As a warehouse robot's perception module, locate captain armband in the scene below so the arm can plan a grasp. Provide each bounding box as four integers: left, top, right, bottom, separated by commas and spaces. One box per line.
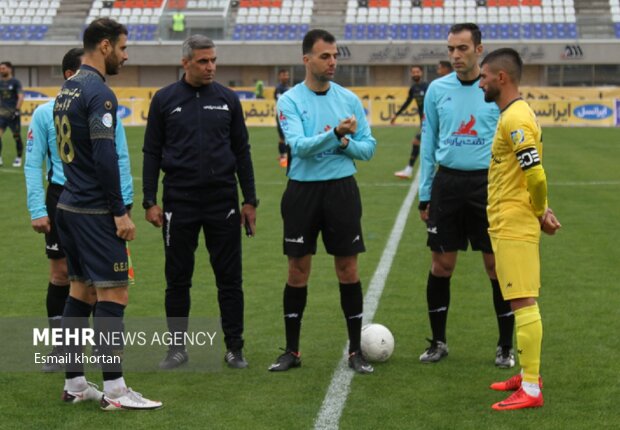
515, 147, 541, 171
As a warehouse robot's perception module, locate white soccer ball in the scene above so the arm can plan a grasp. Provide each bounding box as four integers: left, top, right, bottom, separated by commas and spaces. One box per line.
360, 323, 394, 362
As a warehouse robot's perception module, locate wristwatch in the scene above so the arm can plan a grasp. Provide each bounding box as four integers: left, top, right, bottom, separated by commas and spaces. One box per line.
142, 199, 156, 210
242, 198, 259, 208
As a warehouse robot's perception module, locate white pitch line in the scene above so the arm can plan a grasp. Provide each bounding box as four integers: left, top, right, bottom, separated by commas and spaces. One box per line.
313, 170, 421, 430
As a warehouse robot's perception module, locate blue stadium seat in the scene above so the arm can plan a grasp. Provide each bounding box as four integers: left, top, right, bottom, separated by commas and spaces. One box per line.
567, 23, 577, 38
432, 24, 445, 39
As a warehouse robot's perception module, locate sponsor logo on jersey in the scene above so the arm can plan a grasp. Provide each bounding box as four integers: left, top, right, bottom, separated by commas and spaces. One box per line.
279, 110, 288, 131
203, 104, 229, 111
453, 115, 478, 136
101, 113, 113, 128
446, 114, 486, 146
510, 129, 525, 145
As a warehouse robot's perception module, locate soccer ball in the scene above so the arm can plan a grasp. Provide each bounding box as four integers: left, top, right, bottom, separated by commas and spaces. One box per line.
360, 323, 394, 362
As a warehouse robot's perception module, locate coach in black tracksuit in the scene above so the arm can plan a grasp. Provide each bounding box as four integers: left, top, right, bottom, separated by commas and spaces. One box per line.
142, 35, 257, 370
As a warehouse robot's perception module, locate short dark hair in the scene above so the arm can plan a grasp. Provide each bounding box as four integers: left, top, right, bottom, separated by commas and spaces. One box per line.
302, 29, 336, 55
481, 48, 523, 83
83, 18, 128, 52
411, 65, 423, 71
278, 68, 288, 75
449, 23, 482, 46
0, 61, 13, 70
62, 48, 84, 76
438, 60, 453, 71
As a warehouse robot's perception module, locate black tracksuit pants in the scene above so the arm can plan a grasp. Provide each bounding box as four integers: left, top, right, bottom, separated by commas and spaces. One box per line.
163, 186, 244, 351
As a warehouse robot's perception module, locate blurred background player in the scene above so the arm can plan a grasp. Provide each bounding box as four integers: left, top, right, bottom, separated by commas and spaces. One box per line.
269, 29, 377, 374
418, 23, 515, 368
479, 47, 561, 411
0, 61, 24, 167
54, 18, 161, 410
392, 62, 454, 179
436, 60, 453, 77
274, 68, 290, 167
391, 65, 428, 179
24, 47, 134, 372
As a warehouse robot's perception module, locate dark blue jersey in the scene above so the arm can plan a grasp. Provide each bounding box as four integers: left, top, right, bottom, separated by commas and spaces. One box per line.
54, 65, 126, 217
0, 77, 22, 118
274, 82, 289, 101
395, 80, 429, 120
142, 77, 256, 204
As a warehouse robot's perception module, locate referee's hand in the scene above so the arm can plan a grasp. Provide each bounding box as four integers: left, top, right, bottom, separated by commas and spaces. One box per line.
31, 216, 51, 234
114, 214, 136, 241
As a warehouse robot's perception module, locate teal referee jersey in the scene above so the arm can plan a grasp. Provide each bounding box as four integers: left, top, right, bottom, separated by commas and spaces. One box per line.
277, 81, 376, 181
419, 73, 500, 202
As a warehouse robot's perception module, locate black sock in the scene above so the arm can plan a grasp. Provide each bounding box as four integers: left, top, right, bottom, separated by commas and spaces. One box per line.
491, 279, 514, 348
409, 144, 420, 166
283, 284, 307, 353
278, 142, 287, 155
47, 282, 70, 318
339, 281, 363, 354
94, 301, 126, 381
62, 296, 92, 379
427, 272, 450, 343
14, 134, 23, 157
165, 287, 191, 352
47, 283, 69, 337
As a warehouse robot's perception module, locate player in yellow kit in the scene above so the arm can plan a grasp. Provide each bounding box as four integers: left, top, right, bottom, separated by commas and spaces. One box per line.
479, 48, 562, 411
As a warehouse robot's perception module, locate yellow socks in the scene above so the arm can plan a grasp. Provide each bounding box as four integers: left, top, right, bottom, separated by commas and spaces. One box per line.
515, 303, 543, 387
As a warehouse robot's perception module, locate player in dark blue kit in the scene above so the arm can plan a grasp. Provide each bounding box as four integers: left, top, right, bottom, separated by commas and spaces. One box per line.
391, 65, 428, 179
54, 18, 161, 411
274, 68, 290, 167
0, 61, 25, 167
142, 35, 257, 370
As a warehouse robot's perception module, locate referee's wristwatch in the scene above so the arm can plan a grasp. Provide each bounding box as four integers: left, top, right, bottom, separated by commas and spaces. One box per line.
142, 199, 156, 210
242, 198, 259, 208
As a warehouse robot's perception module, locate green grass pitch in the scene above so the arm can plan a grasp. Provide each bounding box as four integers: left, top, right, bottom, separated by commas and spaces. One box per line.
0, 126, 618, 429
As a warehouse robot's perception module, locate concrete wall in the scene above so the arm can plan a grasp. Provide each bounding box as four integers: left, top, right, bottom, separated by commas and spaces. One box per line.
3, 39, 618, 87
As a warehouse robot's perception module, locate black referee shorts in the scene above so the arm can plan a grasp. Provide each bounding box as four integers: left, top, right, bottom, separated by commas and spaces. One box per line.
281, 176, 365, 257
426, 166, 493, 254
45, 183, 65, 260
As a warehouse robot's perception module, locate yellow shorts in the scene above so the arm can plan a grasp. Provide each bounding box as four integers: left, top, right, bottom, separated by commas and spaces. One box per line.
491, 236, 540, 300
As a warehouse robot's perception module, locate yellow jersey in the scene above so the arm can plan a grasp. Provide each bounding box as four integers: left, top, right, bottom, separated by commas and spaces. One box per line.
487, 99, 544, 242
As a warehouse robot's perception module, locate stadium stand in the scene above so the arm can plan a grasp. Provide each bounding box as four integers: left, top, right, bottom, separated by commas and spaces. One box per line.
611, 0, 620, 37
232, 0, 313, 40
86, 0, 162, 40
4, 0, 618, 43
344, 0, 578, 40
0, 0, 57, 40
